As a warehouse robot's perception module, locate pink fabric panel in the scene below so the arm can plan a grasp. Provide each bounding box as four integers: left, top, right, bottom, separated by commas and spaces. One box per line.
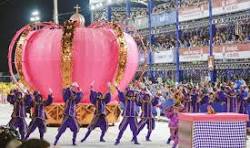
22, 29, 63, 102
72, 28, 119, 103
179, 113, 249, 122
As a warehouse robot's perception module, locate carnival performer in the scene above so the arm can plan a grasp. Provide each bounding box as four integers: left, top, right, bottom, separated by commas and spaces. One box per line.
54, 82, 83, 146
183, 86, 191, 112
7, 89, 32, 140
226, 86, 238, 112
114, 85, 140, 145
199, 88, 209, 112
239, 85, 249, 114
164, 99, 184, 148
136, 91, 159, 141
24, 89, 53, 140
216, 86, 227, 111
81, 82, 111, 142
190, 88, 199, 112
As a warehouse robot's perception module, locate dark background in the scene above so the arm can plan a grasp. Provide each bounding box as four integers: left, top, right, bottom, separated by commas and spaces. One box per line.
0, 0, 91, 73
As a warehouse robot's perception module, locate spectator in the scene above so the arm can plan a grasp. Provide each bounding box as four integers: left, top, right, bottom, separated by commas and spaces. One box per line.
18, 139, 50, 148
0, 126, 21, 148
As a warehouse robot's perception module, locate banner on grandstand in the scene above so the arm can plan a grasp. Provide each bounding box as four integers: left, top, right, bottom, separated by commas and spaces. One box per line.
139, 43, 250, 63
129, 0, 250, 29
151, 11, 176, 28
179, 0, 250, 22
179, 42, 250, 62
151, 50, 175, 64
129, 11, 176, 29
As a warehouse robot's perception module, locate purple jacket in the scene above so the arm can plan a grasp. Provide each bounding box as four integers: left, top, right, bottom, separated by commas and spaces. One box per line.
165, 107, 178, 128
90, 90, 111, 115
117, 89, 138, 117
137, 94, 159, 118
8, 93, 32, 118
63, 88, 83, 117
30, 94, 53, 120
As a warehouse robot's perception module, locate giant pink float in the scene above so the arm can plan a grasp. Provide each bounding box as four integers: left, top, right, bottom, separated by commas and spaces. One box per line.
8, 11, 138, 125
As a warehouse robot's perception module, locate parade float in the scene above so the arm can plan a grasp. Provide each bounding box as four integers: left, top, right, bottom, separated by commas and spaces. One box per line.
8, 8, 139, 126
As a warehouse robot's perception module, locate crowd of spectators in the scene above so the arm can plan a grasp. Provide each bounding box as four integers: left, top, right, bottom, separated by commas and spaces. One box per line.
93, 0, 208, 22
137, 23, 250, 52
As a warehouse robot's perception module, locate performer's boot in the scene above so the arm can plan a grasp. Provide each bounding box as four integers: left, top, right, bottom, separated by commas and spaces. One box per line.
100, 130, 106, 142
40, 132, 44, 140
146, 130, 152, 141
167, 137, 171, 144
54, 138, 59, 146
133, 137, 140, 145
114, 129, 124, 145
72, 132, 77, 145
114, 140, 120, 145
81, 130, 91, 142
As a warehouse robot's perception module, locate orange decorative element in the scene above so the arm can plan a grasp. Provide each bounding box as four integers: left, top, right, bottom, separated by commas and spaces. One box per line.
207, 105, 216, 114
15, 30, 33, 91
45, 103, 121, 126
61, 20, 76, 87
109, 22, 128, 92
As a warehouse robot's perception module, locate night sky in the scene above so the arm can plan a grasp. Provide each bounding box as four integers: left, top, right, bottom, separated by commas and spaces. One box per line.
0, 0, 91, 73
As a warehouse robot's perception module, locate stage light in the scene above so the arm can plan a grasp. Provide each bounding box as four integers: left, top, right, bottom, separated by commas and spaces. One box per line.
31, 10, 39, 16
30, 10, 40, 22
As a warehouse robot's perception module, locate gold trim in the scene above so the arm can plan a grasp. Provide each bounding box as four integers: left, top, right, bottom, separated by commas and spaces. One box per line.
109, 23, 128, 92
15, 30, 33, 91
61, 20, 76, 87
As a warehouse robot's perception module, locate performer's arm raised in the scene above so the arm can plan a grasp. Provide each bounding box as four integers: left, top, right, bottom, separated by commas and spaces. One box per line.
89, 81, 97, 104
24, 92, 33, 107
44, 88, 53, 106
104, 82, 112, 104
75, 91, 83, 104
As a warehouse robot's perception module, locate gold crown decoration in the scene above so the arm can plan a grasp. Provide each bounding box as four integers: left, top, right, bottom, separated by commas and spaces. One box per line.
61, 20, 77, 87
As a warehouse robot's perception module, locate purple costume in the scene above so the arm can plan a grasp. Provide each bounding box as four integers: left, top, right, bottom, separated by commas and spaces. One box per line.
54, 88, 83, 145
25, 92, 53, 140
7, 90, 32, 140
115, 88, 140, 145
190, 89, 199, 112
136, 93, 159, 141
239, 88, 248, 114
217, 89, 227, 108
227, 88, 238, 112
183, 90, 191, 112
165, 107, 178, 148
81, 90, 111, 142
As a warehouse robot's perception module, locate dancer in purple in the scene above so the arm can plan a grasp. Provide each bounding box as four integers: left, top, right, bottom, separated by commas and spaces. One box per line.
136, 92, 159, 141
114, 86, 140, 145
54, 82, 83, 146
190, 88, 199, 112
164, 99, 185, 148
239, 85, 249, 113
7, 89, 32, 140
81, 82, 111, 142
227, 86, 238, 112
25, 89, 53, 140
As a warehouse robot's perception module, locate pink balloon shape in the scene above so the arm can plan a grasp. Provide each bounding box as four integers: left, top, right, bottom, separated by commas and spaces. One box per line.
21, 27, 138, 103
